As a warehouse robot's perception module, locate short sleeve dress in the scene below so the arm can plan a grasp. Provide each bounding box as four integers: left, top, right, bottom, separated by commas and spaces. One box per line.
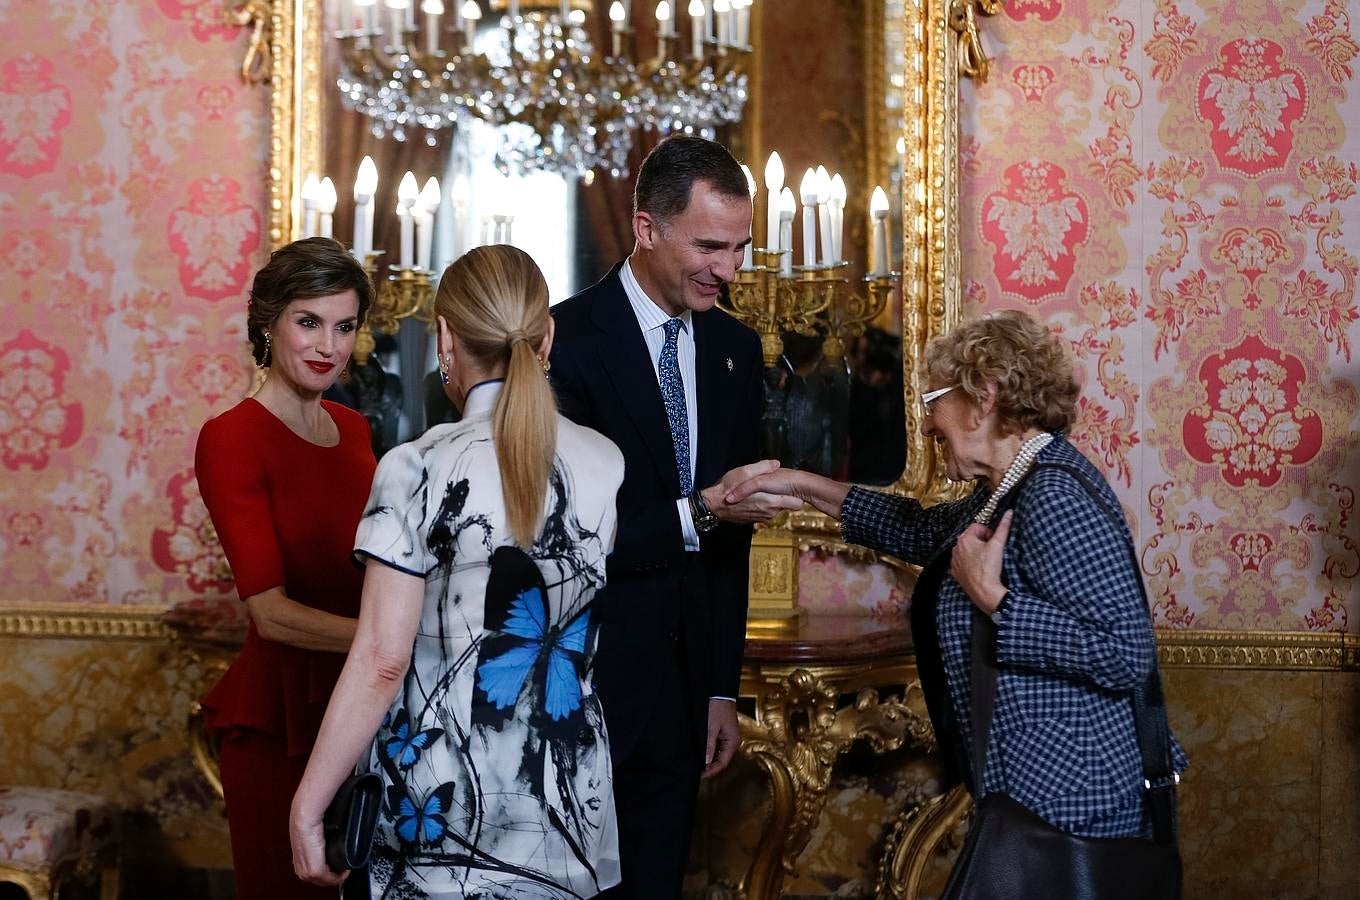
354, 380, 625, 899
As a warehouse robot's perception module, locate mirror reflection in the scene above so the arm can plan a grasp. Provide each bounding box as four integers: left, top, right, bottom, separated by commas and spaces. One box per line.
304, 0, 908, 485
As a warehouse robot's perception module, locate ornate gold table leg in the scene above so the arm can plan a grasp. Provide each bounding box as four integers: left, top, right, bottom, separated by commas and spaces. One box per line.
876, 784, 973, 900
738, 668, 934, 900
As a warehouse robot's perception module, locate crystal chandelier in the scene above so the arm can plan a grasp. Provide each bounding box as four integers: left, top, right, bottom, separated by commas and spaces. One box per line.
334, 0, 754, 176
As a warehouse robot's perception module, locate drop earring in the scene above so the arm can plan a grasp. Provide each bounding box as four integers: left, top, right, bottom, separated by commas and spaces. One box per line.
260, 332, 271, 368
439, 353, 450, 385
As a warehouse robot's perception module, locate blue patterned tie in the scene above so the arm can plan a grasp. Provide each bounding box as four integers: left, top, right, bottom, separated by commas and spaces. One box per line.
658, 318, 692, 497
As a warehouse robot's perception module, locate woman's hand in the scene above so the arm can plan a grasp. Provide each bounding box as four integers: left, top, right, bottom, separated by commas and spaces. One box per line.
951, 510, 1012, 615
290, 803, 346, 887
723, 467, 852, 520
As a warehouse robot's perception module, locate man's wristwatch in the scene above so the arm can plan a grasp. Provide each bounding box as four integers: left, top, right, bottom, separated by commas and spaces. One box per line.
688, 491, 720, 533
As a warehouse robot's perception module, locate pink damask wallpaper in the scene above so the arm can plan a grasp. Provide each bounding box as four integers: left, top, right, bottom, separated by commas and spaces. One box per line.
961, 0, 1360, 633
2, 0, 265, 607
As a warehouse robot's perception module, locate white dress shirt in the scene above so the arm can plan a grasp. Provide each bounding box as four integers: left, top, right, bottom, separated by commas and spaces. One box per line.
620, 259, 701, 552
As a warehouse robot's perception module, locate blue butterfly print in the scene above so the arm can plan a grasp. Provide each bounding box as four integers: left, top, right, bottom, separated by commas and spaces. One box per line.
382, 709, 445, 770
386, 782, 456, 847
476, 585, 589, 721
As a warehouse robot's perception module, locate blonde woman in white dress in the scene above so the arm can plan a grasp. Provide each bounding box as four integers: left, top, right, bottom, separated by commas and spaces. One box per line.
290, 245, 624, 898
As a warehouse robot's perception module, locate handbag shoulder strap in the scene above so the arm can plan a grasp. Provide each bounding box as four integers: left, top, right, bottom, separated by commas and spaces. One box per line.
968, 461, 1179, 843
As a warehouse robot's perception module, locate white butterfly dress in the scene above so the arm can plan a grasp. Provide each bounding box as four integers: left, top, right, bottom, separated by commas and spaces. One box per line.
353, 380, 624, 899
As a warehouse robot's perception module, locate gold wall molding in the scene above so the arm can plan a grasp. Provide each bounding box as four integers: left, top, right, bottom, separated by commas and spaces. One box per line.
0, 604, 169, 640
1155, 628, 1360, 671
3, 603, 1355, 670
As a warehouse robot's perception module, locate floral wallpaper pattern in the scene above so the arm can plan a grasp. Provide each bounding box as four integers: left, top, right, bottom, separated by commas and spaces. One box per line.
2, 0, 264, 609
960, 0, 1360, 632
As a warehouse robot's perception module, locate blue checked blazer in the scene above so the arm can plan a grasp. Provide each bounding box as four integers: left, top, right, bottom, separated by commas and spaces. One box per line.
841, 436, 1187, 838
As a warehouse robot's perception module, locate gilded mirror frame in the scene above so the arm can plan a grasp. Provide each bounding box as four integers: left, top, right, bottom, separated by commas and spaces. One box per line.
253, 0, 992, 558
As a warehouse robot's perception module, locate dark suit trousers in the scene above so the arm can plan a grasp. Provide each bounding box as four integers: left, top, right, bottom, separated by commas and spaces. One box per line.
595, 560, 706, 899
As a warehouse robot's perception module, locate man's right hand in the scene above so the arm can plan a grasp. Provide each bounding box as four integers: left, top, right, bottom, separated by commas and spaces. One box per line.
700, 459, 804, 524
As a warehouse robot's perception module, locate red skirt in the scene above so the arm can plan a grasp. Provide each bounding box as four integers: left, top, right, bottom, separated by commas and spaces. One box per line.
219, 729, 341, 900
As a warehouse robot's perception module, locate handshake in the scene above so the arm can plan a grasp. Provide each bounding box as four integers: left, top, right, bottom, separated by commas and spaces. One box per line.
698, 459, 814, 525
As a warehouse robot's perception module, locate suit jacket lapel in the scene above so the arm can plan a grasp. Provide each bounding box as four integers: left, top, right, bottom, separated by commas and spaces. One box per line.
591, 268, 684, 496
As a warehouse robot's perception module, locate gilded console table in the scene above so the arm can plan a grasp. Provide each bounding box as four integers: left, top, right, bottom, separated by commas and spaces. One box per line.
161, 599, 247, 800
738, 615, 934, 900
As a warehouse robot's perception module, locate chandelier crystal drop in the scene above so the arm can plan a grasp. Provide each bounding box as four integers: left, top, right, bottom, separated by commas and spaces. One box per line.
333, 0, 753, 176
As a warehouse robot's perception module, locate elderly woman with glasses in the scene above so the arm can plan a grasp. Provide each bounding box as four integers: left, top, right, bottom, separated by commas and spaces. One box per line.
727, 309, 1185, 850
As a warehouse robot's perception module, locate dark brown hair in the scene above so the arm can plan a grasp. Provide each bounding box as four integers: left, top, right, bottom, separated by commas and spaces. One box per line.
246, 237, 374, 365
633, 135, 749, 226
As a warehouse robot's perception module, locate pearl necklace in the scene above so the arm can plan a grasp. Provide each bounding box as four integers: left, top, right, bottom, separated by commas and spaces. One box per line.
973, 432, 1054, 525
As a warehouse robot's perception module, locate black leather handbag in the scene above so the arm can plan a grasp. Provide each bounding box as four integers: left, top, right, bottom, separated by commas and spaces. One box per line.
941, 463, 1183, 900
323, 772, 382, 873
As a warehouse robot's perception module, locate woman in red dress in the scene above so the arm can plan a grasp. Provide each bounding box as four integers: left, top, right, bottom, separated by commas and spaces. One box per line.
195, 237, 377, 900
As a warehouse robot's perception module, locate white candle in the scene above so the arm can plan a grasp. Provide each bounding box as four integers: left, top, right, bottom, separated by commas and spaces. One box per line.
503, 216, 514, 244
739, 162, 756, 268
870, 185, 890, 276
422, 0, 442, 53
688, 0, 704, 59
509, 0, 519, 19
317, 177, 337, 239
385, 0, 407, 49
609, 1, 625, 56
815, 165, 834, 266
828, 172, 846, 263
460, 0, 480, 51
764, 151, 784, 251
704, 0, 714, 41
799, 168, 818, 268
301, 173, 320, 239
561, 0, 570, 20
481, 215, 493, 246
656, 0, 672, 37
353, 156, 378, 259
450, 173, 470, 255
778, 187, 795, 276
354, 0, 376, 34
416, 176, 440, 269
735, 0, 749, 46
713, 0, 728, 46
397, 171, 419, 268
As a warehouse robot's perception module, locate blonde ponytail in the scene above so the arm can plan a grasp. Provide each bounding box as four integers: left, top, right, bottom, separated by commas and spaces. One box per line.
433, 246, 557, 548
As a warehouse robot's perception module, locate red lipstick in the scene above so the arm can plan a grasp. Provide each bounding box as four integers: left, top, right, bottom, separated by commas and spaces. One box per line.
306, 361, 336, 374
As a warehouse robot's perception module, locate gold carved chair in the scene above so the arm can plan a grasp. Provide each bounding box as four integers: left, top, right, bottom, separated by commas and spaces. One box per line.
0, 785, 120, 900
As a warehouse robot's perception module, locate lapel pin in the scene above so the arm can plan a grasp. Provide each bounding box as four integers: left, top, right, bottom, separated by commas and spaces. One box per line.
725, 357, 733, 371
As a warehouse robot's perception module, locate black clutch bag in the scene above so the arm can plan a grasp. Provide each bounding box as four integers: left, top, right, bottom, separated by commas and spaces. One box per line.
323, 772, 382, 873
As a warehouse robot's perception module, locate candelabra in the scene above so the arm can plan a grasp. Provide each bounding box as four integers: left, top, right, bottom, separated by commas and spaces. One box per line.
332, 0, 753, 176
354, 255, 438, 365
725, 251, 898, 369
723, 250, 899, 629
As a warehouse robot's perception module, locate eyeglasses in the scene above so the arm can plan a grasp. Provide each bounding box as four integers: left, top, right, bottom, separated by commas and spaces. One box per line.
921, 385, 957, 416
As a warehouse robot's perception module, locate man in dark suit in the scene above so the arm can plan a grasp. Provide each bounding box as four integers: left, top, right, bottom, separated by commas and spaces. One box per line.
550, 136, 799, 897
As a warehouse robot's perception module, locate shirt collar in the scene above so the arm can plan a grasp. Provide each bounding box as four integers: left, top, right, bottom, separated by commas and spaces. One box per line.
462, 379, 503, 419
621, 259, 691, 334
